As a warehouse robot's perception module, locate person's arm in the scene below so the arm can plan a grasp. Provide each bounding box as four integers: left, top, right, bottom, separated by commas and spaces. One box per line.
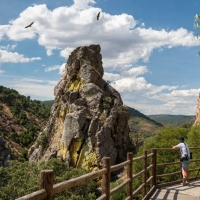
172, 145, 179, 150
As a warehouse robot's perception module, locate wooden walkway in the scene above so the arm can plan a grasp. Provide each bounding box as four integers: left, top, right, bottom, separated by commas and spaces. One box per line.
150, 180, 200, 200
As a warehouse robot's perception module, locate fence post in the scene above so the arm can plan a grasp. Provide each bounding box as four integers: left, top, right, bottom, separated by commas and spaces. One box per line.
151, 149, 157, 188
40, 170, 54, 200
127, 152, 133, 199
142, 150, 147, 198
102, 157, 111, 200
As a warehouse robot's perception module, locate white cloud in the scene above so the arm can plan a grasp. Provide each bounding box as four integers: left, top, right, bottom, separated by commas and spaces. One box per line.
72, 0, 96, 9
124, 98, 197, 115
0, 44, 17, 51
45, 64, 65, 75
60, 47, 75, 59
0, 76, 57, 100
123, 88, 200, 115
0, 69, 4, 74
13, 82, 55, 99
111, 77, 176, 94
0, 25, 10, 40
47, 49, 53, 56
45, 65, 60, 72
0, 2, 198, 70
122, 66, 148, 77
0, 49, 41, 63
150, 89, 200, 102
59, 63, 65, 75
107, 66, 176, 94
103, 72, 120, 81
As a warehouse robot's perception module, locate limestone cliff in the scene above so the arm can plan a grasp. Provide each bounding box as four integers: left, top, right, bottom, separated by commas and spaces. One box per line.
28, 44, 130, 171
194, 93, 200, 125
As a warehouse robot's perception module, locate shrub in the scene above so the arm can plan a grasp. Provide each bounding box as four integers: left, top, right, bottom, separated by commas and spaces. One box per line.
0, 159, 98, 200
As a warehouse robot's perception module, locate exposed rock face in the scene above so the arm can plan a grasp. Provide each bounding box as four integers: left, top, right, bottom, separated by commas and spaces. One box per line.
0, 136, 12, 167
194, 93, 200, 125
29, 44, 130, 171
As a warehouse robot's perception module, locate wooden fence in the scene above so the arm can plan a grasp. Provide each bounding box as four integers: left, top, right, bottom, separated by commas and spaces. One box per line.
16, 147, 200, 200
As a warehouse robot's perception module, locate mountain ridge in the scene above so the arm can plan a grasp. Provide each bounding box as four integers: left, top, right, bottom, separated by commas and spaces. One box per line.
147, 114, 195, 126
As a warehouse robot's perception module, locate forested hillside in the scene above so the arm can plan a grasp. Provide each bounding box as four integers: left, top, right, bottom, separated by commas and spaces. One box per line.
147, 114, 195, 127
128, 107, 164, 146
0, 85, 50, 160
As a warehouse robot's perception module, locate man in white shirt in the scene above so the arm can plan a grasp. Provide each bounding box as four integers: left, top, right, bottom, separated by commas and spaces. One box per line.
172, 136, 190, 186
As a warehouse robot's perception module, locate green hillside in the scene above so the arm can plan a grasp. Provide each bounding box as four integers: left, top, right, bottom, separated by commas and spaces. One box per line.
42, 100, 54, 110
0, 85, 50, 160
147, 114, 195, 127
128, 107, 164, 145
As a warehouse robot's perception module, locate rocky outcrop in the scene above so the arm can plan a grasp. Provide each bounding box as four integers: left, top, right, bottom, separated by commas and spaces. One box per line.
29, 44, 130, 171
194, 93, 200, 125
0, 136, 11, 167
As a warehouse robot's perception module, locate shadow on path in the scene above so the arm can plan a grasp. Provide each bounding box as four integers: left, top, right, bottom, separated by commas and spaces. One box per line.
150, 180, 200, 200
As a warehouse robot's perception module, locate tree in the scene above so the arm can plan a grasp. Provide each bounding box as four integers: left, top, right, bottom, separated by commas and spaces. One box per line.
0, 159, 97, 200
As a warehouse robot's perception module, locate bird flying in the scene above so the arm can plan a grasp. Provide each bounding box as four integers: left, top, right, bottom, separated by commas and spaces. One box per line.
97, 12, 100, 20
25, 22, 34, 28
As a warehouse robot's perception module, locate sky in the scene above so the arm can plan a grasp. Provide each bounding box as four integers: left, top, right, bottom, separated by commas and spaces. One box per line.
0, 0, 200, 115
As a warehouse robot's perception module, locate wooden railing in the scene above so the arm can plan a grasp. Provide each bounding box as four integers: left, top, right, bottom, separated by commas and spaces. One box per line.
16, 147, 200, 200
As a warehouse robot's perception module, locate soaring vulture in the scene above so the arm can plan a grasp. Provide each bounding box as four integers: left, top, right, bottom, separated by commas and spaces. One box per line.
97, 12, 100, 20
25, 22, 34, 28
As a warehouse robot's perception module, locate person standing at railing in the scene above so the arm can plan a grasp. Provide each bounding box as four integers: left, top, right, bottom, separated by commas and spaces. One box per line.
172, 136, 190, 186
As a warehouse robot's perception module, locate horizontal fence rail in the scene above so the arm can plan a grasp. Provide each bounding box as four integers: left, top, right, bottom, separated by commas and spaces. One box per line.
16, 147, 200, 200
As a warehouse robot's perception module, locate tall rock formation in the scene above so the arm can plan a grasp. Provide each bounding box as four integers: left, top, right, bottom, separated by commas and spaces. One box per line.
194, 92, 200, 125
29, 44, 130, 171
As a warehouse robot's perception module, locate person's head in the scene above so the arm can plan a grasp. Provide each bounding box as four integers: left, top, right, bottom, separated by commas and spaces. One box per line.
178, 136, 184, 143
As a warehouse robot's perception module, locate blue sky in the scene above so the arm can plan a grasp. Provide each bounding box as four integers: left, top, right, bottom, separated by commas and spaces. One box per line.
0, 0, 200, 115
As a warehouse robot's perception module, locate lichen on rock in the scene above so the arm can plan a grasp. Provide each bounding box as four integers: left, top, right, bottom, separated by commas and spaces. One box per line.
29, 44, 130, 170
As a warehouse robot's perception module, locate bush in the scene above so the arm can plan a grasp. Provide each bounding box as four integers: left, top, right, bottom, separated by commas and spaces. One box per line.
110, 180, 127, 200
132, 125, 190, 197
0, 159, 98, 200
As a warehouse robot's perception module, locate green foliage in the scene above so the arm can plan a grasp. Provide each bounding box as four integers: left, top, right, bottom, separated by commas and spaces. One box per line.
188, 124, 200, 147
102, 97, 113, 109
128, 107, 164, 146
130, 107, 163, 127
37, 131, 48, 147
0, 161, 39, 200
187, 124, 200, 177
0, 159, 97, 200
147, 114, 195, 127
42, 100, 54, 109
110, 180, 127, 200
132, 126, 191, 198
0, 85, 50, 149
0, 85, 50, 120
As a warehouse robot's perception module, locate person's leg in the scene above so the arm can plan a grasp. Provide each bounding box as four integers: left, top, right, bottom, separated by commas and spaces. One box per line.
182, 168, 189, 181
181, 162, 186, 186
182, 160, 190, 185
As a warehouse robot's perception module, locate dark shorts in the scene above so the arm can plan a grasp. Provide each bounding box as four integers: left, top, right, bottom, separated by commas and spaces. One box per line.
181, 159, 190, 169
